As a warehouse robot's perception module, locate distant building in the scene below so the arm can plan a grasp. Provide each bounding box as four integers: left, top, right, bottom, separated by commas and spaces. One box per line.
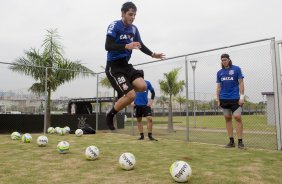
261, 92, 275, 125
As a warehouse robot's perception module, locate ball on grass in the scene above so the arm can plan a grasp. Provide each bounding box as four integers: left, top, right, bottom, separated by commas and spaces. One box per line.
47, 127, 55, 134
85, 146, 100, 160
119, 152, 136, 170
11, 132, 21, 140
64, 126, 70, 134
37, 135, 48, 146
57, 141, 70, 154
58, 128, 66, 136
169, 160, 192, 183
75, 129, 83, 137
22, 133, 32, 143
54, 127, 61, 134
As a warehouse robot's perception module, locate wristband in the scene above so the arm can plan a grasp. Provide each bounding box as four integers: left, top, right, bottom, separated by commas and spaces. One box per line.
151, 52, 155, 57
240, 95, 244, 100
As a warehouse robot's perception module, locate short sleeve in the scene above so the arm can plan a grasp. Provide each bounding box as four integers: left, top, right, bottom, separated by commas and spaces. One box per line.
237, 67, 244, 79
216, 71, 221, 83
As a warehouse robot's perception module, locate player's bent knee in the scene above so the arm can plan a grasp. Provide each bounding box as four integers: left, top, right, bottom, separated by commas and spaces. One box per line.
133, 78, 147, 92
135, 84, 146, 92
140, 84, 146, 92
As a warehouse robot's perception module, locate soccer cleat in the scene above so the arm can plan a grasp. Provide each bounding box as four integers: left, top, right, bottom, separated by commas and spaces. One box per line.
138, 137, 144, 140
148, 136, 158, 141
224, 142, 235, 148
106, 113, 115, 130
238, 142, 245, 149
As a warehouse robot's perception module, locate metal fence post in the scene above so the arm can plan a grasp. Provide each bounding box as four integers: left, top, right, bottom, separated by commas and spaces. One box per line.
272, 40, 282, 150
96, 74, 99, 131
190, 60, 197, 128
43, 67, 48, 134
185, 56, 190, 142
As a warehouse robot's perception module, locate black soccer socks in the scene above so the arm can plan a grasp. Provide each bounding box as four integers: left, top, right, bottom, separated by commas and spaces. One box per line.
138, 133, 144, 140
148, 133, 158, 141
106, 107, 117, 130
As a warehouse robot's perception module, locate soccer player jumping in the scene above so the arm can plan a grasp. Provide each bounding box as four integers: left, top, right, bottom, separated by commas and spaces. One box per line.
105, 2, 165, 130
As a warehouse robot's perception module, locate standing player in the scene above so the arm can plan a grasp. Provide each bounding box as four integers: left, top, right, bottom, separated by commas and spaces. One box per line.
133, 80, 157, 141
105, 2, 165, 130
216, 53, 245, 149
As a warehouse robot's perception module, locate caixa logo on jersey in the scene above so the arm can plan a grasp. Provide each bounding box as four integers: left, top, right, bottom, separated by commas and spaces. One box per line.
120, 34, 133, 41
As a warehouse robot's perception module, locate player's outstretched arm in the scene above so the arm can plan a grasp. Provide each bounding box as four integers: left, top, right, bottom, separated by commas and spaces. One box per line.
139, 42, 165, 59
152, 52, 166, 60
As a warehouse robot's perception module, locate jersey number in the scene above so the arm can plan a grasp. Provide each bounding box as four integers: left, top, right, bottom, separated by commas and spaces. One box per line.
117, 76, 126, 84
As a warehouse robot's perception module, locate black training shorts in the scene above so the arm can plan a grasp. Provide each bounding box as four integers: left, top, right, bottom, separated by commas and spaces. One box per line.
220, 99, 241, 113
134, 106, 153, 118
106, 58, 144, 97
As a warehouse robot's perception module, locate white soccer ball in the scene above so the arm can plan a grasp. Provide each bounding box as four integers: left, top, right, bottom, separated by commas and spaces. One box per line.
54, 127, 61, 134
57, 141, 70, 154
75, 129, 83, 137
37, 135, 48, 146
64, 126, 70, 133
56, 128, 62, 135
119, 152, 136, 170
11, 132, 21, 140
85, 146, 100, 160
169, 161, 192, 183
47, 127, 55, 134
58, 128, 66, 136
22, 133, 32, 143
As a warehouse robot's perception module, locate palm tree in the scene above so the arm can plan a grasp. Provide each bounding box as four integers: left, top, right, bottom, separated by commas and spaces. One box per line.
156, 95, 168, 116
100, 76, 112, 89
9, 29, 94, 130
99, 66, 112, 89
159, 68, 185, 132
175, 95, 186, 115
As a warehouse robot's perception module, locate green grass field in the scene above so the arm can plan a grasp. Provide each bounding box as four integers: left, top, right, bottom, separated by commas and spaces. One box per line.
123, 115, 277, 150
126, 115, 276, 132
1, 133, 282, 184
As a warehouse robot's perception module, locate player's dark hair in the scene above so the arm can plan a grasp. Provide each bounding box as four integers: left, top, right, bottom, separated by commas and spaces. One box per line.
121, 1, 137, 13
221, 53, 232, 68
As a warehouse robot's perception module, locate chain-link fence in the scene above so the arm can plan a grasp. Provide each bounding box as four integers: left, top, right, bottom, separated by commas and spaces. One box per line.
0, 63, 97, 114
1, 38, 281, 150
114, 38, 282, 150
